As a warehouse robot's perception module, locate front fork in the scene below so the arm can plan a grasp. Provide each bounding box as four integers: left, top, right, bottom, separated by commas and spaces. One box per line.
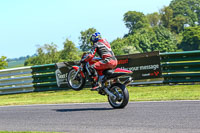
85, 62, 92, 76
72, 65, 85, 79
73, 68, 80, 80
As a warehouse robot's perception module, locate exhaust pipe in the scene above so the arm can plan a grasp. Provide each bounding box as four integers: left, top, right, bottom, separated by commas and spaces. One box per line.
123, 77, 133, 86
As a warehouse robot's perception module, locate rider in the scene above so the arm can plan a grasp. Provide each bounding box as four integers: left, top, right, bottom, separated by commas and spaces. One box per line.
82, 32, 118, 90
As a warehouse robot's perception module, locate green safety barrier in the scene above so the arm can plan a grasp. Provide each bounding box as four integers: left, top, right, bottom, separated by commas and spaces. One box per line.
29, 50, 200, 92
160, 50, 200, 84
31, 64, 61, 92
30, 62, 78, 92
160, 50, 200, 62
2, 50, 199, 95
31, 64, 56, 74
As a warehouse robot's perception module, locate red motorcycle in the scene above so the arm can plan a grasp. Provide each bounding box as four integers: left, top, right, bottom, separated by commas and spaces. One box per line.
67, 53, 133, 108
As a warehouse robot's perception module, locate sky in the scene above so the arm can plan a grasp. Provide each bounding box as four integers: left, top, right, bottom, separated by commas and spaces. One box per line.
0, 0, 172, 58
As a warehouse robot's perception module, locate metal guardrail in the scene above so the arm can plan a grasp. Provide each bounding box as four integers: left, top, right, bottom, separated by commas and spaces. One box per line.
0, 64, 61, 94
0, 67, 34, 94
0, 67, 32, 77
160, 50, 200, 83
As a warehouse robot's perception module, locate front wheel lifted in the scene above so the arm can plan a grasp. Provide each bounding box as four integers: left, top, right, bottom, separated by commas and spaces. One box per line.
108, 83, 129, 109
67, 68, 86, 91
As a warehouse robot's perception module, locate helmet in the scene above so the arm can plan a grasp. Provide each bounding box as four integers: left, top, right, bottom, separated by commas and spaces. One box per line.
90, 32, 102, 45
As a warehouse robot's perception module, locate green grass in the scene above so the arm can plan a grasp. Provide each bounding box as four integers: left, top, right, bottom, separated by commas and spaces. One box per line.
0, 85, 200, 106
129, 84, 200, 101
6, 59, 25, 68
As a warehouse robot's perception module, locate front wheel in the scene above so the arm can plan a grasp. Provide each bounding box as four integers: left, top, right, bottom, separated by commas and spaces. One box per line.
108, 83, 129, 109
67, 68, 86, 91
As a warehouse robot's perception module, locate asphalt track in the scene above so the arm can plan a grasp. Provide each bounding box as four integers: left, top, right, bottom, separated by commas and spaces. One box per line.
0, 101, 200, 133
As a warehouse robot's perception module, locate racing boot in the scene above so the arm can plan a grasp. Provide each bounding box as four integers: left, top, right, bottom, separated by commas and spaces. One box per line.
89, 66, 99, 91
91, 75, 104, 91
91, 74, 99, 91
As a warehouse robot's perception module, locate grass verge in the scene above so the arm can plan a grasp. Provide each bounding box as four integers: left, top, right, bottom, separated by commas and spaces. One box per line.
0, 85, 200, 106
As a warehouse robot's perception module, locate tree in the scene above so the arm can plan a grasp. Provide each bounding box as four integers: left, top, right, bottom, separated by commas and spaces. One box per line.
151, 26, 178, 52
122, 46, 139, 54
160, 6, 174, 29
147, 12, 160, 27
43, 43, 60, 64
169, 0, 200, 27
113, 24, 178, 54
111, 36, 140, 56
0, 56, 8, 69
24, 43, 60, 66
79, 28, 97, 52
111, 38, 127, 55
178, 26, 200, 51
129, 28, 156, 53
171, 15, 187, 33
60, 38, 81, 62
123, 11, 149, 34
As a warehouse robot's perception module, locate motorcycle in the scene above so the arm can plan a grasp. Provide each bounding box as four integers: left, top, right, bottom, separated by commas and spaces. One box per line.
67, 53, 133, 109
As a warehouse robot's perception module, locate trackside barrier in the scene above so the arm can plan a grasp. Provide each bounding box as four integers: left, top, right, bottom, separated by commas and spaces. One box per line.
160, 50, 200, 83
0, 67, 34, 94
1, 50, 200, 95
0, 64, 68, 95
31, 64, 66, 92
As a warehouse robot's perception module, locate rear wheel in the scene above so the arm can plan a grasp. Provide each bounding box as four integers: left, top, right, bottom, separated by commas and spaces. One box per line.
67, 68, 86, 91
108, 83, 129, 109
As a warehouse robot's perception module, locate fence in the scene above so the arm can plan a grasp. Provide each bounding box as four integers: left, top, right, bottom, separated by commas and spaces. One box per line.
1, 50, 200, 95
0, 63, 73, 94
161, 50, 200, 84
32, 64, 59, 92
0, 67, 34, 94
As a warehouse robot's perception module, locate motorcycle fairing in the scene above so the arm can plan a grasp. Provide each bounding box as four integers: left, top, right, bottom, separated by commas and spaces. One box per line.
114, 68, 132, 73
72, 66, 85, 78
72, 66, 79, 71
103, 68, 133, 80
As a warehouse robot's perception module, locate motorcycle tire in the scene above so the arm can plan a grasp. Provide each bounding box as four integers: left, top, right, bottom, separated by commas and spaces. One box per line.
67, 68, 86, 91
108, 83, 129, 109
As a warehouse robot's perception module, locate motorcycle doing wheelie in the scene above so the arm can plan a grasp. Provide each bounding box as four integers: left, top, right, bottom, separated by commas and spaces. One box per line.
67, 53, 133, 109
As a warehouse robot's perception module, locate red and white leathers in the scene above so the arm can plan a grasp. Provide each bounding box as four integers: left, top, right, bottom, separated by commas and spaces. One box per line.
84, 38, 118, 73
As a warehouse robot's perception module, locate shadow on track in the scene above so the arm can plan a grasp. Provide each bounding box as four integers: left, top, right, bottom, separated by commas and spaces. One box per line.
54, 107, 113, 112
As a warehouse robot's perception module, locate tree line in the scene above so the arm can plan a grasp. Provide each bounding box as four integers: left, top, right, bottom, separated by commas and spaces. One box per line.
0, 0, 200, 69
111, 0, 200, 55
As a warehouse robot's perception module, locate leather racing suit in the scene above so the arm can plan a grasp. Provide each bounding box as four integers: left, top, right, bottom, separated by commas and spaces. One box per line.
84, 38, 118, 73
